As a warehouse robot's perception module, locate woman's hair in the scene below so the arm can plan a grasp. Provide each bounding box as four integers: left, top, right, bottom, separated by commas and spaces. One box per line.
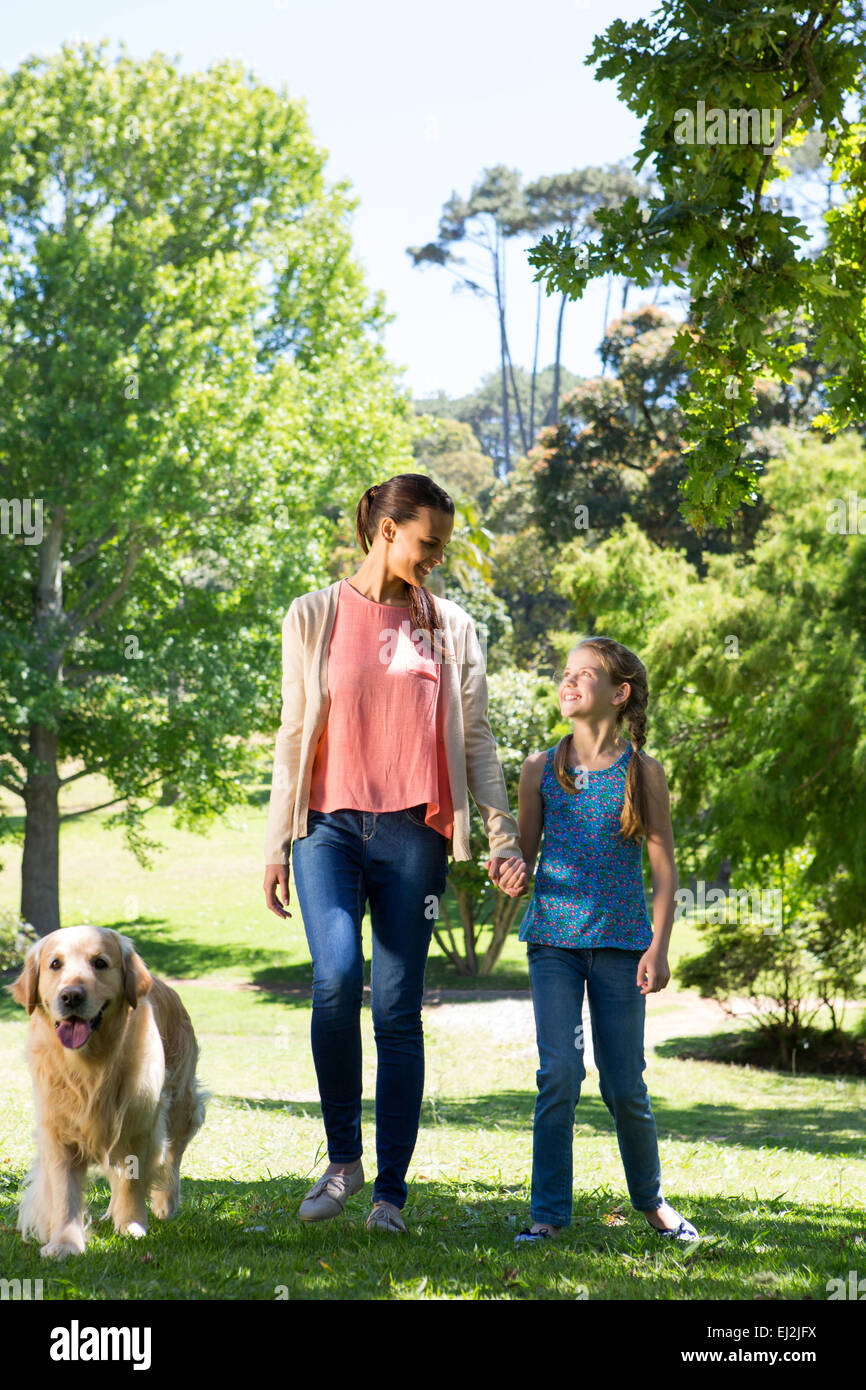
355, 473, 456, 657
552, 636, 651, 842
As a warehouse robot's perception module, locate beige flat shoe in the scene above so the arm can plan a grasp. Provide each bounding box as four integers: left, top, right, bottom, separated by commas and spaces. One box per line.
365, 1200, 408, 1234
299, 1163, 365, 1221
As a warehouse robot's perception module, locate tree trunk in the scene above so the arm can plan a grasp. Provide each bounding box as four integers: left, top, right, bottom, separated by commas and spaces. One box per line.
23, 504, 66, 936
530, 278, 542, 442
548, 290, 567, 425
494, 224, 511, 477
21, 722, 62, 936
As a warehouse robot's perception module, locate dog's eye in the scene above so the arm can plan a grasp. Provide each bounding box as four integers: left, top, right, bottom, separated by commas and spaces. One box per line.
92, 958, 109, 970
49, 958, 62, 970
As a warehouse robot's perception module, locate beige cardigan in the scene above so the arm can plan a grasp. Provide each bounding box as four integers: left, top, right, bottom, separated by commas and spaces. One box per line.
264, 580, 522, 866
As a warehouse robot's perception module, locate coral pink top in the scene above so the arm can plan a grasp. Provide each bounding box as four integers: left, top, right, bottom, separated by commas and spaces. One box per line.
308, 579, 454, 839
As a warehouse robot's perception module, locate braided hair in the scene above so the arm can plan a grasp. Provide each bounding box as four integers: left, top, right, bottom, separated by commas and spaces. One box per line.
552, 636, 651, 842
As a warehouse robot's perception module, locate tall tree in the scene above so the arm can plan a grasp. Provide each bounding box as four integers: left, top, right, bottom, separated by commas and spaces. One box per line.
528, 0, 866, 531
551, 427, 866, 920
522, 163, 649, 430
415, 363, 582, 481
407, 165, 528, 476
0, 40, 413, 934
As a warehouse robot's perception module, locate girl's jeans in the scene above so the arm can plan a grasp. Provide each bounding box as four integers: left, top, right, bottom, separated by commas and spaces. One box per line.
526, 942, 664, 1227
290, 804, 449, 1209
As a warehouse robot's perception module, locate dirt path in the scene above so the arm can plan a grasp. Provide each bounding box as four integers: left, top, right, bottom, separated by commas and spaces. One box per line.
421, 988, 747, 1067
163, 976, 753, 1064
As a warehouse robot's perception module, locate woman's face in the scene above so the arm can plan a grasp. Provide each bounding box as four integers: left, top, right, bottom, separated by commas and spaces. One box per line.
558, 647, 628, 717
384, 506, 454, 587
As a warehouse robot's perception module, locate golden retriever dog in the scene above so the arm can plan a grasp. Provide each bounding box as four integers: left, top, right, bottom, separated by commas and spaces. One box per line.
10, 924, 207, 1259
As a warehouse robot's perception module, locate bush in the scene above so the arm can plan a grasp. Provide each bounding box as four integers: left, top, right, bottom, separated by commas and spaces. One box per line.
0, 910, 39, 973
434, 663, 562, 976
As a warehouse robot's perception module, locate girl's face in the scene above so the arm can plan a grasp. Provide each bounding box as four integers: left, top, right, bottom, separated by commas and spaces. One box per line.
558, 648, 628, 718
384, 506, 454, 587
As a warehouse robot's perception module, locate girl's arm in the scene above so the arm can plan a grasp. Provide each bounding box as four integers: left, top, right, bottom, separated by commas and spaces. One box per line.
516, 753, 545, 884
639, 756, 678, 990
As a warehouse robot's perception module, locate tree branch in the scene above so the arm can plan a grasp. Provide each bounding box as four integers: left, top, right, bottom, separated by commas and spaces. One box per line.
64, 534, 146, 642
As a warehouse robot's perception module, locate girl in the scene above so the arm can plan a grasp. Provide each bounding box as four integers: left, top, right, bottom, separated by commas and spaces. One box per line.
511, 637, 698, 1244
262, 474, 526, 1235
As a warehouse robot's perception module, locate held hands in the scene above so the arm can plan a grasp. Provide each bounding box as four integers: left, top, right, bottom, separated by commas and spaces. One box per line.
486, 855, 529, 898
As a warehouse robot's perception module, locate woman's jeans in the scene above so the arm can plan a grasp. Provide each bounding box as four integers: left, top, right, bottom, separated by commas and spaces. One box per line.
526, 942, 664, 1226
290, 804, 449, 1209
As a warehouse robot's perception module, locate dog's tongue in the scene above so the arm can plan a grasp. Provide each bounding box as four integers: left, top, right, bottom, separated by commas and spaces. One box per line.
57, 1018, 94, 1049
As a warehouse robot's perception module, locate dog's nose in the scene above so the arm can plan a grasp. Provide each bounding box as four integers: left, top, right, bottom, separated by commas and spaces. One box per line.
59, 987, 86, 1010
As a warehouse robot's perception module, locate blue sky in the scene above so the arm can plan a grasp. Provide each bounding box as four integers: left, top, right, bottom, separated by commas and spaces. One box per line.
1, 0, 675, 400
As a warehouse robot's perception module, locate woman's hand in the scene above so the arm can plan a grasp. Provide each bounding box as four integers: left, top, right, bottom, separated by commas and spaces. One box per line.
486, 855, 528, 897
636, 945, 670, 994
264, 864, 293, 919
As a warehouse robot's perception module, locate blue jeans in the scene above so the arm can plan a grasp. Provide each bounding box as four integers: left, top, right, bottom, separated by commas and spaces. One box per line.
526, 942, 664, 1227
290, 804, 449, 1209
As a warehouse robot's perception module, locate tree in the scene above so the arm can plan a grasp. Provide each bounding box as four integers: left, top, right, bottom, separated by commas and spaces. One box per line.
522, 163, 650, 430
408, 165, 530, 476
528, 1, 866, 531
433, 666, 562, 975
409, 415, 496, 507
517, 305, 776, 571
414, 363, 582, 483
0, 40, 414, 934
550, 429, 866, 941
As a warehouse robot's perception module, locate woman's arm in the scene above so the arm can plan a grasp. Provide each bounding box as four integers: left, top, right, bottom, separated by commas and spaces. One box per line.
458, 616, 525, 866
263, 600, 306, 918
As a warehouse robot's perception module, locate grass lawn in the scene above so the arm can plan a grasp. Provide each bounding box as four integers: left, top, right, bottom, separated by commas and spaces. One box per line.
0, 780, 864, 1300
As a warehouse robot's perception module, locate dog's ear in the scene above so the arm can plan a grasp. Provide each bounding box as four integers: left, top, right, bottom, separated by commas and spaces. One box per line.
11, 940, 42, 1016
119, 935, 153, 1008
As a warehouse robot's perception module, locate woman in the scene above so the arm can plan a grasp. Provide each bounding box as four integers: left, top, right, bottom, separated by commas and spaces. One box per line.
262, 474, 526, 1234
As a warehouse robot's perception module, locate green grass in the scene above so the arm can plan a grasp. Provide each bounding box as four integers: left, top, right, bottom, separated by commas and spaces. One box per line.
0, 784, 864, 1299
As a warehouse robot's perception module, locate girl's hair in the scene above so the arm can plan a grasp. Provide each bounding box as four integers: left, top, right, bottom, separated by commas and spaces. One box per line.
355, 473, 456, 659
552, 636, 651, 842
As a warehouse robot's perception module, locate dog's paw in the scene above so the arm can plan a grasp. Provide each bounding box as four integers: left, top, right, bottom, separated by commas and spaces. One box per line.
124, 1221, 147, 1238
150, 1194, 178, 1221
40, 1239, 84, 1259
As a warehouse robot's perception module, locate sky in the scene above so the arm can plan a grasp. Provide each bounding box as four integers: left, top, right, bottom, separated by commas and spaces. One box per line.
0, 0, 677, 401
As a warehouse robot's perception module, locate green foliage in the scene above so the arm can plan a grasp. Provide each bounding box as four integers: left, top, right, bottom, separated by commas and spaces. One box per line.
410, 414, 496, 507
676, 848, 865, 1063
0, 910, 38, 973
0, 40, 414, 892
550, 430, 866, 929
434, 666, 562, 976
415, 364, 583, 480
528, 1, 866, 531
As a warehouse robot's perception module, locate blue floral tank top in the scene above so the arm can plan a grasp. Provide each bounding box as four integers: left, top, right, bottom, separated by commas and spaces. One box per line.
518, 742, 653, 951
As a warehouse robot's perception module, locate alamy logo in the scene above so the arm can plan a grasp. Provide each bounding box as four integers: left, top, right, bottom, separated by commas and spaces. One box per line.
49, 1320, 151, 1370
0, 497, 43, 545
0, 1277, 43, 1299
673, 101, 783, 155
675, 880, 782, 935
826, 1270, 866, 1300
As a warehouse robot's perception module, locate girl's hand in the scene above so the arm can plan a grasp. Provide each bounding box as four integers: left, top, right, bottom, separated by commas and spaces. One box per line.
636, 945, 670, 994
486, 855, 527, 897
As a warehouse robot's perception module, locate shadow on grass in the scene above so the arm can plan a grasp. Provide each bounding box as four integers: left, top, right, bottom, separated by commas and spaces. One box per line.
211, 1089, 865, 1161
657, 1030, 866, 1078
0, 916, 531, 1002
